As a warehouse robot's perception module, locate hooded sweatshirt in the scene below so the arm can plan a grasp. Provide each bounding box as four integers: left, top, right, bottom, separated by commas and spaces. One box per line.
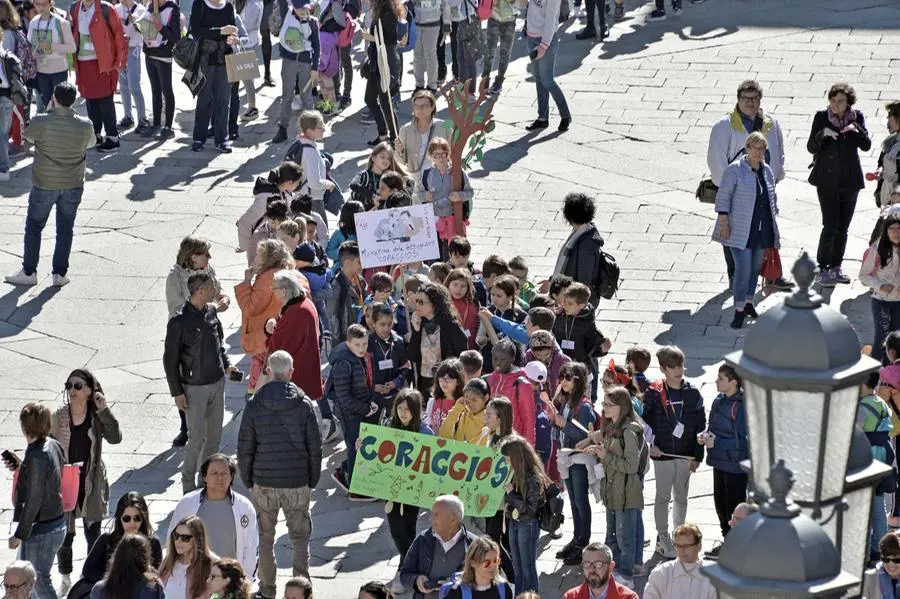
485, 369, 535, 445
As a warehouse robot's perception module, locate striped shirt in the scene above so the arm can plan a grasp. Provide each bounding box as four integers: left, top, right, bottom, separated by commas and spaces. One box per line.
23, 106, 96, 190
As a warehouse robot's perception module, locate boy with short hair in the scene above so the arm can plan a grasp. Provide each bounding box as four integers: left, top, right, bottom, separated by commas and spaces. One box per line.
626, 347, 652, 393
288, 110, 335, 223
641, 345, 707, 559
272, 0, 321, 144
448, 236, 475, 271
328, 241, 367, 344
367, 302, 412, 418
400, 274, 430, 343
459, 349, 483, 381
359, 272, 407, 336
552, 281, 610, 370
476, 254, 510, 307
548, 273, 573, 305
329, 323, 379, 500
392, 261, 431, 301
480, 305, 555, 346
509, 255, 536, 305
476, 273, 527, 372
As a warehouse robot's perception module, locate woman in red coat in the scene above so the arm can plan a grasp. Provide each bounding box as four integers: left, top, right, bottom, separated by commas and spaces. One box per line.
266, 269, 324, 402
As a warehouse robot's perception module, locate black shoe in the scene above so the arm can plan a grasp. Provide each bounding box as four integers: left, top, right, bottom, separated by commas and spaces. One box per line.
563, 546, 586, 566
191, 140, 204, 152
134, 118, 151, 134
648, 7, 666, 20
172, 430, 188, 447
331, 468, 350, 492
730, 310, 746, 330
117, 115, 134, 131
705, 543, 723, 560
555, 539, 578, 559
158, 127, 175, 140
558, 117, 572, 132
575, 28, 596, 40
228, 132, 240, 141
97, 138, 120, 153
766, 276, 795, 291
339, 96, 351, 109
672, 0, 683, 14
744, 303, 759, 318
526, 119, 549, 131
271, 126, 288, 144
264, 75, 276, 87
215, 142, 232, 153
614, 2, 624, 19
141, 125, 160, 138
600, 24, 610, 39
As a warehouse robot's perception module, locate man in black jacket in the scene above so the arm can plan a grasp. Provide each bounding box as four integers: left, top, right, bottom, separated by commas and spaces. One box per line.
237, 350, 322, 599
164, 272, 235, 494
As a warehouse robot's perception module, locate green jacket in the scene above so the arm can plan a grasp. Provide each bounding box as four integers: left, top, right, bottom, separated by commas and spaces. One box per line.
599, 421, 644, 511
24, 105, 95, 190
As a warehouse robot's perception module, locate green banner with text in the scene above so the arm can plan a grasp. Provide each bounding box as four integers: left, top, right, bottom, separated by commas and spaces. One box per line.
349, 424, 509, 517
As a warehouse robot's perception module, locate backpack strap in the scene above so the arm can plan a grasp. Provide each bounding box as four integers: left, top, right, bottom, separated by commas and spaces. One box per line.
497, 584, 505, 599
462, 584, 472, 599
421, 167, 432, 192
860, 400, 888, 425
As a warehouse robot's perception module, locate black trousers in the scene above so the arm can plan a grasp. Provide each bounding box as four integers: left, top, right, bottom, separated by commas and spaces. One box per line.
228, 82, 240, 137
485, 511, 516, 585
145, 57, 175, 128
364, 45, 400, 138
816, 187, 859, 269
331, 45, 353, 99
85, 96, 118, 138
583, 0, 606, 32
436, 18, 459, 81
261, 0, 274, 77
386, 503, 419, 565
713, 468, 748, 537
58, 519, 101, 575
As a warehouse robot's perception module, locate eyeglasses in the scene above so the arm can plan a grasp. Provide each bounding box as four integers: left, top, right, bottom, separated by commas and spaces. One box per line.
432, 152, 448, 158
64, 381, 85, 391
739, 95, 761, 102
674, 541, 699, 550
3, 582, 28, 591
172, 532, 194, 542
479, 557, 501, 568
121, 514, 143, 523
883, 557, 900, 564
581, 560, 610, 570
414, 298, 429, 306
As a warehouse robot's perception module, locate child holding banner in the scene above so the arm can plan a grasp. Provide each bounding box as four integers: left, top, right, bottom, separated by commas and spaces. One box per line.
368, 303, 412, 419
425, 358, 465, 432
440, 378, 490, 444
484, 397, 517, 586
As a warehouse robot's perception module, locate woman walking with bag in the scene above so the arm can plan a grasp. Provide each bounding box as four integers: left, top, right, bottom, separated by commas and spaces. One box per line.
395, 89, 444, 191
361, 0, 405, 146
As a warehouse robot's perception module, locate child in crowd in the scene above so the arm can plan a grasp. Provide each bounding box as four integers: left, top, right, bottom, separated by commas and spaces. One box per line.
276, 218, 305, 254
350, 141, 408, 209
360, 272, 407, 336
328, 241, 367, 343
115, 0, 150, 133
426, 358, 465, 431
297, 213, 329, 270
392, 261, 430, 300
368, 303, 412, 419
440, 377, 490, 444
374, 170, 411, 209
428, 262, 452, 285
642, 345, 707, 559
247, 199, 289, 266
552, 282, 611, 400
329, 324, 379, 501
238, 162, 304, 258
877, 331, 900, 528
139, 0, 180, 138
284, 577, 313, 599
273, 0, 321, 143
420, 138, 473, 259
547, 273, 573, 304
478, 254, 511, 307
292, 110, 335, 224
400, 274, 430, 343
477, 274, 526, 372
483, 304, 555, 347
479, 0, 515, 97
445, 268, 479, 348
858, 381, 895, 564
459, 349, 483, 381
448, 236, 479, 273
238, 0, 263, 120
292, 223, 332, 353
509, 256, 536, 305
327, 200, 365, 261
626, 347, 652, 394
484, 338, 535, 445
291, 195, 329, 247
484, 397, 516, 581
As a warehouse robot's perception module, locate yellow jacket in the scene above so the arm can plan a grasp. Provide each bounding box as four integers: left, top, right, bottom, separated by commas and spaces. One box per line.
439, 403, 489, 445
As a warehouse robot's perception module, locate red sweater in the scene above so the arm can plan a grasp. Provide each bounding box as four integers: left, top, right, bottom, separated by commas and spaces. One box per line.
452, 297, 478, 349
266, 297, 324, 399
563, 580, 638, 599
485, 369, 535, 445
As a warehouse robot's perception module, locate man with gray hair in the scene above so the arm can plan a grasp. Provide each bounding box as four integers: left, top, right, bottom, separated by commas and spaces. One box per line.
398, 495, 478, 598
3, 561, 36, 599
563, 543, 638, 599
164, 272, 236, 494
237, 350, 322, 599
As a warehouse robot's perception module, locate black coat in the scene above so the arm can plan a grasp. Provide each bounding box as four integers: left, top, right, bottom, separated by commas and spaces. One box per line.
237, 381, 323, 489
505, 470, 544, 521
82, 533, 163, 584
163, 301, 230, 396
407, 315, 468, 371
14, 438, 65, 540
642, 380, 706, 462
807, 109, 872, 191
559, 224, 606, 308
328, 342, 374, 421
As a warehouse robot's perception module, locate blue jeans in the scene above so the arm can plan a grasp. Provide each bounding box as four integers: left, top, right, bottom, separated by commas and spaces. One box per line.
635, 476, 645, 565
35, 71, 68, 113
0, 96, 12, 173
119, 46, 146, 121
19, 522, 66, 599
510, 518, 540, 593
871, 493, 888, 561
23, 186, 84, 276
729, 246, 764, 307
193, 63, 229, 145
871, 298, 900, 363
564, 464, 591, 546
605, 508, 638, 578
525, 35, 570, 121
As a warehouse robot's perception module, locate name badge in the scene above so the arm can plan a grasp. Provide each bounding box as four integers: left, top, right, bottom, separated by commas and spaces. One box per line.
561, 339, 575, 350
463, 328, 471, 338
672, 422, 685, 439
378, 359, 394, 371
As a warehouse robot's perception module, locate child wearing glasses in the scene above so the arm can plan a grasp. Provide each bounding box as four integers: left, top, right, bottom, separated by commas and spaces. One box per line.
419, 138, 473, 260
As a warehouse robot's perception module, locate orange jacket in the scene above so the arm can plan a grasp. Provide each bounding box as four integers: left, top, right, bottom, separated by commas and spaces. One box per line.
70, 0, 127, 76
235, 268, 282, 355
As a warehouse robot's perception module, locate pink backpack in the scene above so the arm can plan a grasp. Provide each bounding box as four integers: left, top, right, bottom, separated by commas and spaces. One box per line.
337, 11, 356, 48
476, 0, 492, 20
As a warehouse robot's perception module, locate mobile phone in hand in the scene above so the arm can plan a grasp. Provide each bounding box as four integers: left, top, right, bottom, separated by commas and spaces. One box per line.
529, 48, 539, 60
2, 450, 20, 468
229, 370, 245, 382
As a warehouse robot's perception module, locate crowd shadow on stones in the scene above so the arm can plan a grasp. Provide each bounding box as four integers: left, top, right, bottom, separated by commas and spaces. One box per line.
655, 288, 735, 378
0, 286, 61, 336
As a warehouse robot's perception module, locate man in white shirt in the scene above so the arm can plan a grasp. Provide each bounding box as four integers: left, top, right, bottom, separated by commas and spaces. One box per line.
643, 522, 716, 599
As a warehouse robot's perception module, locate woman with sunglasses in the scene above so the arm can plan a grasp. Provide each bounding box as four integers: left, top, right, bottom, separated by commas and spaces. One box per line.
89, 534, 164, 599
541, 362, 595, 566
75, 492, 162, 597
161, 515, 216, 599
441, 536, 512, 599
408, 283, 468, 398
206, 558, 251, 599
874, 532, 900, 598
50, 369, 122, 598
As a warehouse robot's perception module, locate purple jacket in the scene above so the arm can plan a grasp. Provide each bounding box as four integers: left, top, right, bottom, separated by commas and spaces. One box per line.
525, 344, 571, 397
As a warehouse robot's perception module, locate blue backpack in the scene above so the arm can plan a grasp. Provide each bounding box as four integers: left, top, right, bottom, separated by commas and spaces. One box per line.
439, 577, 507, 599
399, 0, 416, 52
534, 392, 552, 466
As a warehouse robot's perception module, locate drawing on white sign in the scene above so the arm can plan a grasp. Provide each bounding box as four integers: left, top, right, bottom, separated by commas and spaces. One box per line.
355, 204, 440, 269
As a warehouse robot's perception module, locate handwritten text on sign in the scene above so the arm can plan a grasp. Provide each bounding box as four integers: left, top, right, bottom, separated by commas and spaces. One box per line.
354, 204, 440, 269
349, 424, 509, 517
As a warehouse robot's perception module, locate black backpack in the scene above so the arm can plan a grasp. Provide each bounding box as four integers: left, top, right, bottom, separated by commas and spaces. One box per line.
539, 484, 564, 534
596, 250, 620, 300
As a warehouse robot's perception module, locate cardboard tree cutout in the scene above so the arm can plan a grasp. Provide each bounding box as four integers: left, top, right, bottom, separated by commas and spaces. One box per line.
440, 78, 497, 236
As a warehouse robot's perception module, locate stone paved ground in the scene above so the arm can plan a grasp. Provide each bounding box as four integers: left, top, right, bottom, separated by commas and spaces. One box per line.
0, 0, 898, 595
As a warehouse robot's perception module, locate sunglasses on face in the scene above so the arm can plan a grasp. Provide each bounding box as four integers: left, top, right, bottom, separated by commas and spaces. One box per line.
172, 532, 194, 542
121, 514, 142, 523
479, 557, 501, 568
884, 557, 900, 564
560, 374, 579, 381
65, 381, 86, 391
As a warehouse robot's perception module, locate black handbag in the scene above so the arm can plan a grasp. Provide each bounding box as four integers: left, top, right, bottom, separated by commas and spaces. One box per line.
359, 57, 372, 79
173, 36, 199, 70
695, 178, 718, 204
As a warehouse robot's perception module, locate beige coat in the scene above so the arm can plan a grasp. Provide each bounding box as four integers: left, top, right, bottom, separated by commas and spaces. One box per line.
396, 117, 446, 192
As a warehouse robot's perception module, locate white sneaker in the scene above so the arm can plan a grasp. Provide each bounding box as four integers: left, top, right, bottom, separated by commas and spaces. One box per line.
51, 274, 70, 287
4, 269, 37, 286
292, 96, 304, 111
0, 171, 10, 182
57, 574, 71, 598
389, 572, 406, 595
655, 532, 676, 559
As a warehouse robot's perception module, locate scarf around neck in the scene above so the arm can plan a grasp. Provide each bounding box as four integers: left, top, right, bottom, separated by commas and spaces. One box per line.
827, 106, 857, 130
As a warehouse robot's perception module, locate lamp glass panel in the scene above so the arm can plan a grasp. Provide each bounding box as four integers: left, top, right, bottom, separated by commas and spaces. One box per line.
840, 486, 874, 599
744, 381, 773, 495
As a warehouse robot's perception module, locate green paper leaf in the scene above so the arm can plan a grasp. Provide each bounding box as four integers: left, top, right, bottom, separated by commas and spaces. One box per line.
452, 128, 460, 144
475, 148, 484, 162
468, 136, 478, 149
486, 120, 496, 133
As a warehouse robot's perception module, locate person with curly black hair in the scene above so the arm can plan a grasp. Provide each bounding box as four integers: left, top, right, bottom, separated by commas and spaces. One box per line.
408, 282, 468, 397
549, 193, 605, 308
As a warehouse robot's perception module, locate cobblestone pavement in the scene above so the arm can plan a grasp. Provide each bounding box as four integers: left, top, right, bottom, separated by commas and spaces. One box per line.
0, 0, 898, 595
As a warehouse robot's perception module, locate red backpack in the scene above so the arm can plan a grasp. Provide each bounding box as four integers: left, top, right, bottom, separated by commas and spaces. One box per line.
476, 0, 492, 20
337, 11, 356, 48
